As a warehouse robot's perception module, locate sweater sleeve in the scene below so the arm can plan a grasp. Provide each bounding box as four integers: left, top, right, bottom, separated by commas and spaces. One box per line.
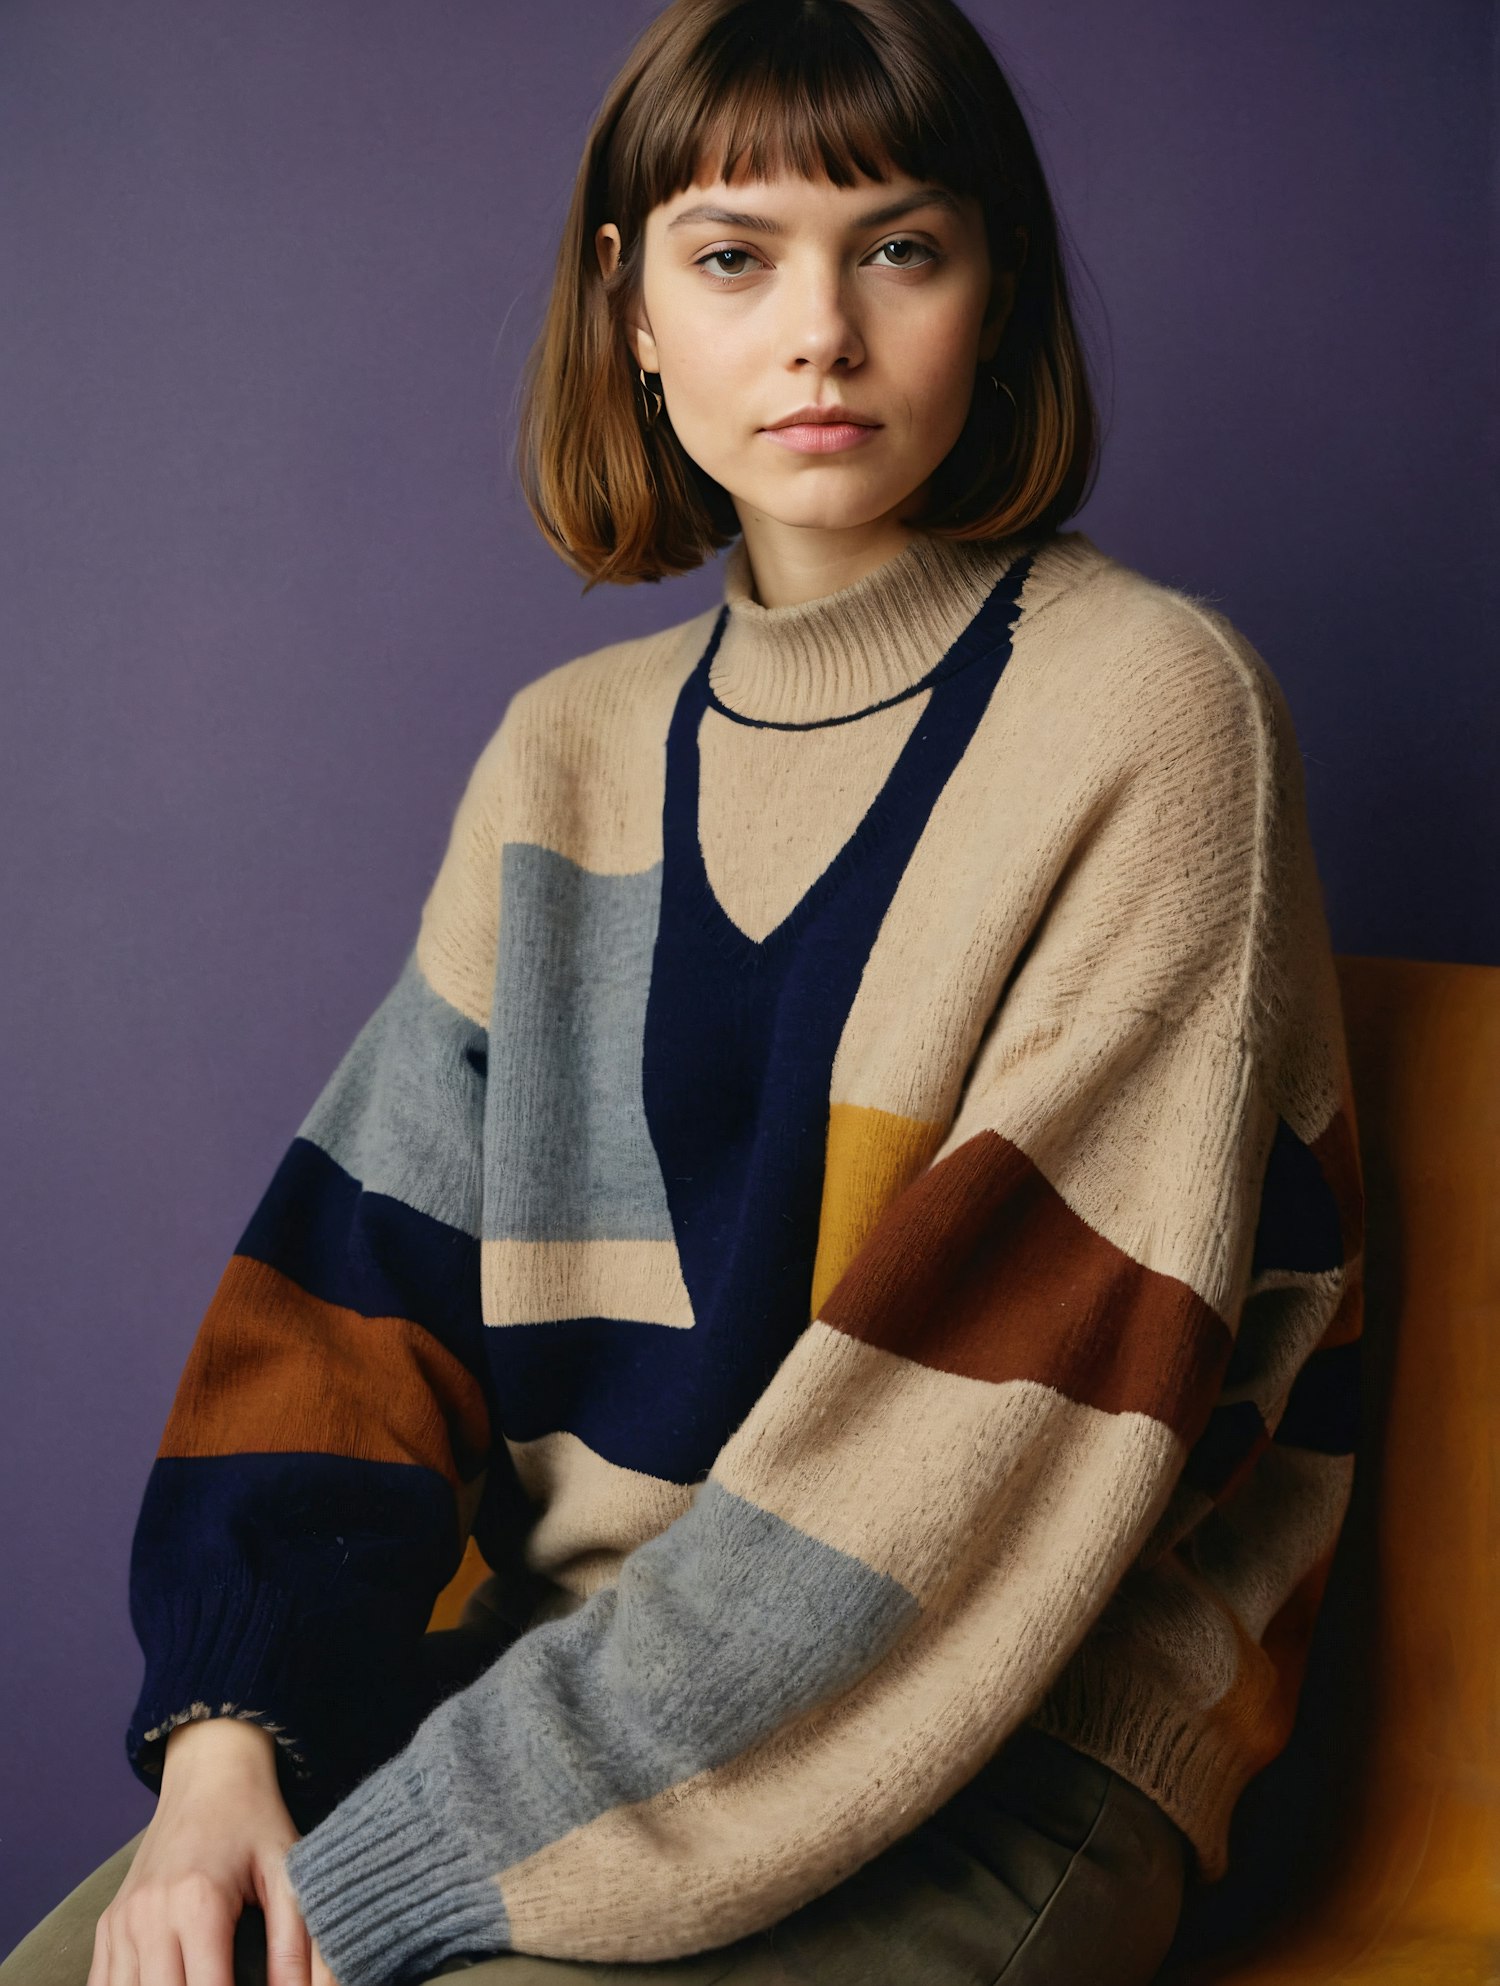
283, 611, 1359, 1980
124, 711, 512, 1818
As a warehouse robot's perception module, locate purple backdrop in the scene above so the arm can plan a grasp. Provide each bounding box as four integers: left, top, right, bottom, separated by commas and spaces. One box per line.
1, 0, 1492, 1945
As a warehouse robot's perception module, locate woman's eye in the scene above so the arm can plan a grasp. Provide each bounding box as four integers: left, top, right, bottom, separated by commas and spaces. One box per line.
695, 247, 758, 281
870, 237, 936, 269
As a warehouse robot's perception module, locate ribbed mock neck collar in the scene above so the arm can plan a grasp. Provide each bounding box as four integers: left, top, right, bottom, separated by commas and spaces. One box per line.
709, 528, 1040, 728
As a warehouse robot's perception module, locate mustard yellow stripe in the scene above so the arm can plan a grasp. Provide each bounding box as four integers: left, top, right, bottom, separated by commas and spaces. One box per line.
810, 1101, 946, 1317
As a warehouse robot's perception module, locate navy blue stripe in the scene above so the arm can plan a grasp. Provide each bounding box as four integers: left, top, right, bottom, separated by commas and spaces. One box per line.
1250, 1114, 1345, 1277
126, 1451, 464, 1812
236, 1136, 490, 1395
1273, 1338, 1362, 1454
1182, 1397, 1269, 1498
482, 1314, 737, 1473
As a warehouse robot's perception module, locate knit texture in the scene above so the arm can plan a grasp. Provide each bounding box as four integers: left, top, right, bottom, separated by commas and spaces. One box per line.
125, 526, 1364, 1984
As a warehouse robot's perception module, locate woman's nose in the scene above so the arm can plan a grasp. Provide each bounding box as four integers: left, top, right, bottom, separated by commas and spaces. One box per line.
782, 266, 866, 373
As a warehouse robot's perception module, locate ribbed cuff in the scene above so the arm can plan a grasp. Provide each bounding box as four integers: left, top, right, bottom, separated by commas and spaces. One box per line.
126, 1566, 316, 1793
284, 1753, 511, 1986
126, 1553, 433, 1828
1026, 1673, 1243, 1884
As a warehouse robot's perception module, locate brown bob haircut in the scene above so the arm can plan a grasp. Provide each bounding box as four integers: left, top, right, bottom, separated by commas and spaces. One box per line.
515, 0, 1100, 588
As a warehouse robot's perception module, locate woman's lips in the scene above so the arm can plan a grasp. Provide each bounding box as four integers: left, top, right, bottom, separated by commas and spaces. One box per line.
760, 422, 882, 454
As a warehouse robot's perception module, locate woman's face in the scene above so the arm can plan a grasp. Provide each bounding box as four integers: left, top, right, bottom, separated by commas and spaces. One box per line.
596, 164, 1015, 540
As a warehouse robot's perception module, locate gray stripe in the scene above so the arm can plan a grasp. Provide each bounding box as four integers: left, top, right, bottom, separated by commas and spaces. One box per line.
485, 843, 675, 1242
296, 946, 486, 1237
412, 1478, 918, 1869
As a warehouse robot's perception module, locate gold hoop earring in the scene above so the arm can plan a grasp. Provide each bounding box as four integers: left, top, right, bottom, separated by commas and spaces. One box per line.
638, 365, 663, 427
986, 368, 1018, 414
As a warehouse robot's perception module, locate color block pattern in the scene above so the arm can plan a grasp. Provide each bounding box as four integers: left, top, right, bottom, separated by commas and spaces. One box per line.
125, 525, 1363, 1984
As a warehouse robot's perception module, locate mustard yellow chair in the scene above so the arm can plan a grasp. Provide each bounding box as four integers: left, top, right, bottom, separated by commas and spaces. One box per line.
1159, 954, 1499, 1983
426, 954, 1500, 1984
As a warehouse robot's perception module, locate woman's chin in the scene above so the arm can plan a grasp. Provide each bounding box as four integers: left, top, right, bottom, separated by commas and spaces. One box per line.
724, 479, 917, 537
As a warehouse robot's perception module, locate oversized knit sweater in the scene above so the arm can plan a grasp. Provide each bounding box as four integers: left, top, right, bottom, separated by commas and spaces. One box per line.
125, 524, 1365, 1985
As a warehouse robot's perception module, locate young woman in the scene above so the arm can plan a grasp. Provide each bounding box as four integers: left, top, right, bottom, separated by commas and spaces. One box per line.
9, 2, 1363, 1983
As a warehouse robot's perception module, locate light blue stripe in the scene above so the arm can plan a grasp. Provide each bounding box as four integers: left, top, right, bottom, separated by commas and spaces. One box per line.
411, 1479, 918, 1870
484, 843, 676, 1242
296, 946, 486, 1237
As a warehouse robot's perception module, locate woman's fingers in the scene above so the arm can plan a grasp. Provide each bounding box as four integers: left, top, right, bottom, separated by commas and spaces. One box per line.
259, 1870, 315, 1986
95, 1896, 168, 1986
174, 1891, 237, 1986
106, 1927, 143, 1986
310, 1935, 339, 1986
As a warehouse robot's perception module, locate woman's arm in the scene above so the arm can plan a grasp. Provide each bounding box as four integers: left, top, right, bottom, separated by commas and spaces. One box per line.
123, 704, 514, 1820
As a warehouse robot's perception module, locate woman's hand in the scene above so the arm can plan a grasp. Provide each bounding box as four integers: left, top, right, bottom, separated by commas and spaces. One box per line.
89, 1718, 316, 1986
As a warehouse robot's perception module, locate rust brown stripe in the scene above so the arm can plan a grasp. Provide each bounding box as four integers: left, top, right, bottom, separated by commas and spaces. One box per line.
819, 1129, 1233, 1442
158, 1253, 490, 1489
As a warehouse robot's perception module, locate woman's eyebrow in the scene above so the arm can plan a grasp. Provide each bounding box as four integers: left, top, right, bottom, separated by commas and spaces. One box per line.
665, 186, 963, 235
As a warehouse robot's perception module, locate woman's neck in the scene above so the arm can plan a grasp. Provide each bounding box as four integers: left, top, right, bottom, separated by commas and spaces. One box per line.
734, 513, 926, 610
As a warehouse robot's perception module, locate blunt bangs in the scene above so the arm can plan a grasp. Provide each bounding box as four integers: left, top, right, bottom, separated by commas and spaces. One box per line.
611, 5, 1000, 228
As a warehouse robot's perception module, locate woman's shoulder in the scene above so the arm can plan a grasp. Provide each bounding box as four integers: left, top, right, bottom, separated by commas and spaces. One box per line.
1021, 528, 1303, 782
507, 600, 721, 730
443, 598, 720, 811
434, 600, 723, 862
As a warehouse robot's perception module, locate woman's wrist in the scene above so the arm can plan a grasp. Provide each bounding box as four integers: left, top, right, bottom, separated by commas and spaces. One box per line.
160, 1714, 280, 1792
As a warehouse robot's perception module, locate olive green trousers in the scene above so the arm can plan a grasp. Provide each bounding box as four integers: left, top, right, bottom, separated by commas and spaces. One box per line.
2, 1725, 1191, 1986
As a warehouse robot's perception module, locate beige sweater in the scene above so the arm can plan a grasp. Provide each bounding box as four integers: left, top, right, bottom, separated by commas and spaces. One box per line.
130, 524, 1364, 1984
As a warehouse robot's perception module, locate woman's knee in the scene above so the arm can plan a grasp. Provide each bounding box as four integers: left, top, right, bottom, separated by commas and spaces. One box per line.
991, 1773, 1188, 1984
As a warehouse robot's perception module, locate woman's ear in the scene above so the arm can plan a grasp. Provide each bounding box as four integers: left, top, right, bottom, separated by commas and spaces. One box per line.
594, 221, 660, 374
